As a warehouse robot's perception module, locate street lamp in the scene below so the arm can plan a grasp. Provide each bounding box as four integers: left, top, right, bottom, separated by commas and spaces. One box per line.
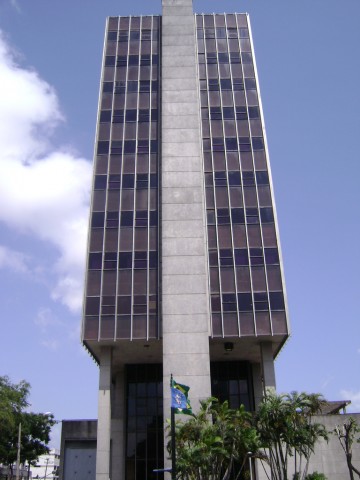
247, 452, 253, 480
15, 423, 21, 480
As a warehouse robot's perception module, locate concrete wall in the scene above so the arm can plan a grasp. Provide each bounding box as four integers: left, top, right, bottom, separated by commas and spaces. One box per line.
59, 420, 97, 480
256, 413, 360, 480
161, 0, 211, 413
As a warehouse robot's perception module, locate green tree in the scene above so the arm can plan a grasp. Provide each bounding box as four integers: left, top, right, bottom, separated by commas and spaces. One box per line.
255, 391, 328, 480
334, 417, 360, 479
168, 397, 260, 480
0, 376, 56, 478
0, 376, 30, 465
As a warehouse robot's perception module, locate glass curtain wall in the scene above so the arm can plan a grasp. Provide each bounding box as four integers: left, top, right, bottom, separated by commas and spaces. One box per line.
83, 16, 160, 342
196, 14, 288, 340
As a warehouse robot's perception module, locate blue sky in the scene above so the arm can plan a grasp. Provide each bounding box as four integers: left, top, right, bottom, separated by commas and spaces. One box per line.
0, 0, 359, 447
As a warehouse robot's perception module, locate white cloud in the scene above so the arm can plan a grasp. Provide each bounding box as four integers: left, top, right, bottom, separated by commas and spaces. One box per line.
0, 31, 92, 312
41, 339, 60, 351
0, 244, 30, 273
340, 389, 360, 411
34, 307, 62, 331
8, 0, 21, 12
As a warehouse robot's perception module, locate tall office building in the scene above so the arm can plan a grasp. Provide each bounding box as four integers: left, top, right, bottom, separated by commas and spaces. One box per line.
81, 1, 289, 479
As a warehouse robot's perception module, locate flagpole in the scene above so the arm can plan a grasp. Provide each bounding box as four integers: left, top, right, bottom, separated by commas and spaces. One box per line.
170, 374, 176, 480
171, 406, 176, 480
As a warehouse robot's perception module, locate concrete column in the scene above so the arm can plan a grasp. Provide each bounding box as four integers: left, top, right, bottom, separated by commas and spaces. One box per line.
96, 347, 112, 480
161, 0, 211, 474
111, 368, 125, 480
260, 342, 276, 395
252, 363, 263, 409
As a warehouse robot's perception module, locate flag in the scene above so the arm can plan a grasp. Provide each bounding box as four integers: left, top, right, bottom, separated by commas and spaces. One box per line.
170, 377, 193, 415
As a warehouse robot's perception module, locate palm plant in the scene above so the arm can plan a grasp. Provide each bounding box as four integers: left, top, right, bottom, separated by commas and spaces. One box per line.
255, 391, 328, 480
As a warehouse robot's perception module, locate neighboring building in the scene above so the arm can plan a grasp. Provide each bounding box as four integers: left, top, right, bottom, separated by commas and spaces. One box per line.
81, 0, 289, 478
59, 421, 97, 480
31, 449, 60, 480
0, 465, 29, 480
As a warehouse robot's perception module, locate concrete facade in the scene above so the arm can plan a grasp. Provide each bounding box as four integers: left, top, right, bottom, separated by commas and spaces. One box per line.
161, 0, 212, 417
59, 420, 97, 480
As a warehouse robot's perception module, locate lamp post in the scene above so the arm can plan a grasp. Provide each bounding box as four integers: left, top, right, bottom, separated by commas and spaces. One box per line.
15, 423, 21, 480
247, 452, 253, 480
43, 457, 50, 480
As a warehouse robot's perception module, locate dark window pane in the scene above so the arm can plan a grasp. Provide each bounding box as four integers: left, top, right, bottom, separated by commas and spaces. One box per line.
246, 208, 259, 224
265, 248, 279, 264
245, 78, 256, 90
243, 171, 255, 186
260, 207, 274, 223
237, 293, 253, 312
124, 140, 136, 154
97, 141, 109, 155
242, 52, 253, 64
94, 175, 107, 190
269, 292, 285, 310
238, 137, 251, 152
89, 252, 102, 270
120, 211, 134, 227
149, 251, 158, 268
100, 110, 111, 123
231, 208, 245, 224
221, 79, 232, 90
113, 110, 124, 123
256, 171, 269, 185
252, 137, 264, 151
105, 55, 115, 66
122, 174, 135, 188
126, 109, 137, 122
223, 107, 235, 119
111, 141, 123, 155
119, 252, 133, 268
248, 106, 260, 119
234, 249, 249, 266
236, 107, 247, 120
91, 212, 105, 228
228, 172, 241, 186
226, 138, 238, 151
233, 78, 244, 91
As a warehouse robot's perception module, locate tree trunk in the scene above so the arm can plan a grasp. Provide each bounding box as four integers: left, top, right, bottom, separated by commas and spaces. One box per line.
347, 454, 355, 480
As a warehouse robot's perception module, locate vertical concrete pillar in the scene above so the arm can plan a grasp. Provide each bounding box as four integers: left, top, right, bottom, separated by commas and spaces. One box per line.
111, 368, 125, 480
161, 0, 211, 473
96, 347, 112, 480
252, 363, 263, 408
260, 342, 276, 395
